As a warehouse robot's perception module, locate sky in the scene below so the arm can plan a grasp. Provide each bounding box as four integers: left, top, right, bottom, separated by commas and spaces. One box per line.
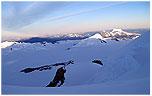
2, 1, 150, 40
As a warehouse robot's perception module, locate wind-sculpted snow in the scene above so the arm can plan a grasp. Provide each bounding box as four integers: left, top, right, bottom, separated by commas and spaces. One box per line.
2, 29, 149, 94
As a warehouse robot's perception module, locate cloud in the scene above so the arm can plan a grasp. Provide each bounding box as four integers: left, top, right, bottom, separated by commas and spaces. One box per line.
46, 2, 126, 22
2, 2, 67, 31
15, 2, 127, 32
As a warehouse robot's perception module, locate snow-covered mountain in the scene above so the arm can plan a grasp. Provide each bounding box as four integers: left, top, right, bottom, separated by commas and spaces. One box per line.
101, 28, 141, 40
14, 32, 96, 44
89, 33, 104, 40
74, 29, 140, 47
74, 33, 107, 47
1, 29, 149, 94
74, 28, 141, 47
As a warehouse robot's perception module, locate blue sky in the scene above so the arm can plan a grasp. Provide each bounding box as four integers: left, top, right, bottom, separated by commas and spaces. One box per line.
2, 2, 150, 39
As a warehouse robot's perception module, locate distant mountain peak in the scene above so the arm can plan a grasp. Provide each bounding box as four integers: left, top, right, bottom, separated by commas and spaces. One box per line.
101, 28, 141, 40
89, 33, 103, 40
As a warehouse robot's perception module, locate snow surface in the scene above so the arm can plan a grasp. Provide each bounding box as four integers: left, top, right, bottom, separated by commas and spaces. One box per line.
1, 30, 150, 94
1, 41, 17, 48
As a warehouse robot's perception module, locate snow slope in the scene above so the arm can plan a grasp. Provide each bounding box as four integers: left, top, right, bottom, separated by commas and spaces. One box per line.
1, 41, 17, 48
89, 33, 104, 40
2, 30, 150, 94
